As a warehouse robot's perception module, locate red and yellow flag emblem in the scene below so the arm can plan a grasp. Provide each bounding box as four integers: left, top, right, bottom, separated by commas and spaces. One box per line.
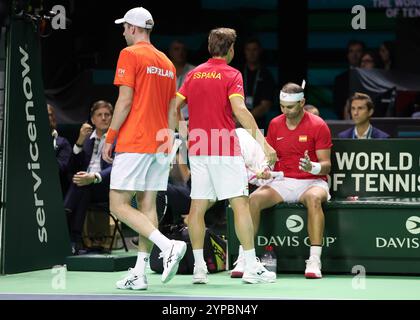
299, 135, 307, 142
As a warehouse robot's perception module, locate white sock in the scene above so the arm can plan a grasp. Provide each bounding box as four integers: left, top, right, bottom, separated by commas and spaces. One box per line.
133, 252, 150, 274
243, 248, 257, 268
148, 230, 172, 252
193, 249, 206, 266
238, 245, 244, 257
310, 246, 322, 260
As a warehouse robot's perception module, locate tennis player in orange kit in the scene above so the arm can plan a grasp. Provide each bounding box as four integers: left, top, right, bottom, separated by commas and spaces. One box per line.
102, 7, 186, 290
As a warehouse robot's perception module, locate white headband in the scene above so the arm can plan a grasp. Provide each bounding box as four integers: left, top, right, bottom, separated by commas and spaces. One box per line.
279, 91, 304, 102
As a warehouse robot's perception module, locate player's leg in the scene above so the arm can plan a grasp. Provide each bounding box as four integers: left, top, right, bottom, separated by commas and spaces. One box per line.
229, 195, 276, 284
112, 153, 186, 287
230, 182, 284, 278
249, 185, 284, 236
213, 156, 276, 283
188, 156, 216, 284
189, 199, 211, 284
110, 189, 157, 290
299, 185, 329, 279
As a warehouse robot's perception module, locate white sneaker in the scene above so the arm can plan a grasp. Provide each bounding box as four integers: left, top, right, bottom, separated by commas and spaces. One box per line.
192, 264, 209, 284
160, 240, 187, 283
116, 268, 148, 290
230, 254, 245, 278
305, 256, 322, 279
242, 258, 276, 284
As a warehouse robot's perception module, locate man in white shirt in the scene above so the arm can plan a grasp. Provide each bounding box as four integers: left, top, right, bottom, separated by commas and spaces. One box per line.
64, 100, 113, 254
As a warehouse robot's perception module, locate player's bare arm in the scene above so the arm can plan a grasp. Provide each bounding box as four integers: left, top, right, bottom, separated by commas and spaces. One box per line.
102, 85, 133, 163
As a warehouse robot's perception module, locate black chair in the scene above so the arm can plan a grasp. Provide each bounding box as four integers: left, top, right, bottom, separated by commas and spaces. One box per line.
87, 202, 128, 252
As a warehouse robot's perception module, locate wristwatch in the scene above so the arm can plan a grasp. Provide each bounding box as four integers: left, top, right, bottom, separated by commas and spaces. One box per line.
93, 173, 101, 184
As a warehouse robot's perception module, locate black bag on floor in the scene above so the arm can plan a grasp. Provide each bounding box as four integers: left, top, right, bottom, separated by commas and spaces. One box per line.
150, 224, 226, 274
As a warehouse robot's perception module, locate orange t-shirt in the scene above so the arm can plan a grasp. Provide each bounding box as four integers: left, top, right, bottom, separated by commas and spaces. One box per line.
113, 41, 176, 153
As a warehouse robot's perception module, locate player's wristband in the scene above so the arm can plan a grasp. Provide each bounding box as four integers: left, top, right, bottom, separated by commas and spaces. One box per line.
310, 162, 321, 175
105, 128, 118, 144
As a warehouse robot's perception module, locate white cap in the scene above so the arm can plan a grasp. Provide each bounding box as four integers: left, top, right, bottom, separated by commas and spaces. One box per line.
115, 7, 154, 29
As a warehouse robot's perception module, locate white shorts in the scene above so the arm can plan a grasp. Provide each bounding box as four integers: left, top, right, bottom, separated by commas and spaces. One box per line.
189, 156, 249, 201
110, 153, 170, 191
266, 177, 331, 203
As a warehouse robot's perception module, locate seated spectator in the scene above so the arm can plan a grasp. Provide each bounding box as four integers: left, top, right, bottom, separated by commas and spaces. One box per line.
411, 103, 420, 118
304, 104, 320, 116
47, 104, 71, 197
338, 93, 390, 139
360, 51, 380, 69
379, 41, 395, 71
168, 40, 195, 120
64, 100, 113, 254
242, 37, 276, 132
333, 40, 366, 119
158, 142, 191, 226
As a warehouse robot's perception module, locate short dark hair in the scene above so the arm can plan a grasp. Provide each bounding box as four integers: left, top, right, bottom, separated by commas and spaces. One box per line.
350, 92, 375, 111
125, 22, 153, 35
90, 100, 113, 117
361, 51, 380, 67
244, 36, 261, 48
208, 28, 237, 57
347, 40, 366, 51
281, 82, 304, 94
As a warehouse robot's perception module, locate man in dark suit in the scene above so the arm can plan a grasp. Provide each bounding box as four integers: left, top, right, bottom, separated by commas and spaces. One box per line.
333, 40, 366, 119
338, 93, 390, 139
47, 104, 71, 196
241, 37, 276, 132
64, 100, 113, 254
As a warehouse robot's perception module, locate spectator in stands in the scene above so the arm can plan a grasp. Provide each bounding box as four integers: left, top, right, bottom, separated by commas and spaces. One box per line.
304, 104, 320, 116
338, 93, 390, 139
412, 105, 420, 118
360, 51, 379, 70
333, 40, 366, 119
158, 142, 191, 226
230, 82, 332, 280
168, 40, 195, 120
47, 104, 71, 197
379, 41, 395, 71
242, 37, 276, 132
64, 100, 113, 254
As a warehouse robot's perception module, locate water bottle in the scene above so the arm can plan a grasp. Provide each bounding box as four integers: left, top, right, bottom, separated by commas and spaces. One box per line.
261, 245, 277, 273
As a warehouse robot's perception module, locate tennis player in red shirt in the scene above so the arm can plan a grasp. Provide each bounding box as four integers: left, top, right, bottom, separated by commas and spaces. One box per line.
232, 82, 332, 279
176, 28, 277, 284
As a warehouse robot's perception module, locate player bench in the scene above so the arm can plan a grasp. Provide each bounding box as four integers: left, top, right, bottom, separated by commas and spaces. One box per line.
227, 139, 420, 274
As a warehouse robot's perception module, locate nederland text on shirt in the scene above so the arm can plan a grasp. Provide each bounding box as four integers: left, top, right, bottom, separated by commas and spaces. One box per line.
146, 66, 174, 79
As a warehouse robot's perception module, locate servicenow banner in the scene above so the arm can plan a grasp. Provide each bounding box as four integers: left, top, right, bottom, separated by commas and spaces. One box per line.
0, 17, 70, 274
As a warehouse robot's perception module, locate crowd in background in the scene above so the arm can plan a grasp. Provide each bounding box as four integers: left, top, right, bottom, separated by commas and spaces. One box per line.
48, 36, 408, 255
